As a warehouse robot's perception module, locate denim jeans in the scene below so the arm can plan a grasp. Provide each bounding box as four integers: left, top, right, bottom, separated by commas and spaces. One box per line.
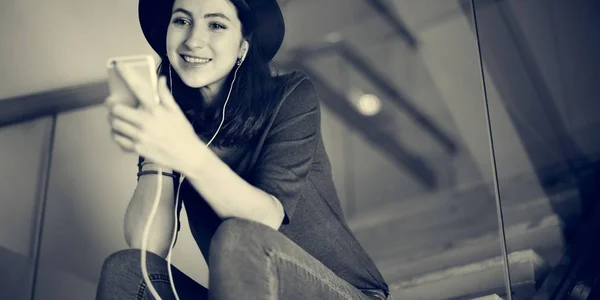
96, 218, 389, 300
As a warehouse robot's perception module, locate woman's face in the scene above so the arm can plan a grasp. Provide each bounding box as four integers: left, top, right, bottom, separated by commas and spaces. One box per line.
166, 0, 246, 99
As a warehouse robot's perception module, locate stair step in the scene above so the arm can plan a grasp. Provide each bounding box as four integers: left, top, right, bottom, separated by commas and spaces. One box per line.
349, 173, 575, 232
378, 213, 564, 284
354, 187, 579, 263
471, 294, 503, 300
389, 249, 549, 300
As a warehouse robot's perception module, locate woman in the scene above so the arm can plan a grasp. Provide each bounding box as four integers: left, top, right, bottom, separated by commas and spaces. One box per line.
96, 0, 390, 299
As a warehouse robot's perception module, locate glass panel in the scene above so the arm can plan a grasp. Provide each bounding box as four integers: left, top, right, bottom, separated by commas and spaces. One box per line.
0, 117, 54, 299
33, 106, 134, 299
283, 0, 509, 298
474, 0, 600, 298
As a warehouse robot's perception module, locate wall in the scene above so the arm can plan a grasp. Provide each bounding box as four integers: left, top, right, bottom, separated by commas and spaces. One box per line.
0, 0, 154, 100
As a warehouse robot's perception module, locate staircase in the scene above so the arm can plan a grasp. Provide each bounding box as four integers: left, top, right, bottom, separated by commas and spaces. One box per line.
390, 249, 548, 299
349, 172, 581, 299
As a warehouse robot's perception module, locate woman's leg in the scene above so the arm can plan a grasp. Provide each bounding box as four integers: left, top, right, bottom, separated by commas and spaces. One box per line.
96, 248, 208, 300
208, 218, 383, 300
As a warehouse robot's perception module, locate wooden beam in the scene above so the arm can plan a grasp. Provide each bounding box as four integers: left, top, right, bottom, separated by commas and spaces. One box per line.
295, 40, 458, 155
280, 59, 438, 189
362, 0, 418, 48
337, 41, 457, 154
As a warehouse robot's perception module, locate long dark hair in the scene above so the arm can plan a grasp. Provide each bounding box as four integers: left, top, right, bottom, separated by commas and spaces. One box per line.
157, 0, 283, 148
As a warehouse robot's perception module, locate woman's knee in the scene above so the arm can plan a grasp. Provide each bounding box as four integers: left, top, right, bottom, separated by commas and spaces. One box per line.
99, 249, 142, 278
210, 218, 274, 259
101, 248, 168, 275
96, 249, 144, 299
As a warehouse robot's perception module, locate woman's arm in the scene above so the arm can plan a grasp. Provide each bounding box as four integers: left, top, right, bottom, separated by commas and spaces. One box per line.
181, 76, 320, 230
124, 162, 178, 258
184, 150, 286, 230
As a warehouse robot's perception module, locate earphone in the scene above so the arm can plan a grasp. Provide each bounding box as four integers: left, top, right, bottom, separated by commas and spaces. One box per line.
237, 43, 248, 66
140, 54, 244, 300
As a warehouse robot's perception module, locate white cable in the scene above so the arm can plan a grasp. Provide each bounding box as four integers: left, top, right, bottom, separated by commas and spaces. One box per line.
140, 165, 164, 299
139, 73, 167, 299
140, 61, 241, 300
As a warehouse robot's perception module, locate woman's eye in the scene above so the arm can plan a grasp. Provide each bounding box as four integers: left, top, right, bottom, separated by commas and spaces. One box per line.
209, 22, 227, 30
172, 18, 191, 27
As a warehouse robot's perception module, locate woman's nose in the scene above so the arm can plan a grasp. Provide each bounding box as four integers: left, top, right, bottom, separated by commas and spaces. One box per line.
184, 28, 208, 49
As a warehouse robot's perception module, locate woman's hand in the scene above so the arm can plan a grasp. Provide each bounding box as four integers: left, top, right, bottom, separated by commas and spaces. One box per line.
106, 63, 206, 174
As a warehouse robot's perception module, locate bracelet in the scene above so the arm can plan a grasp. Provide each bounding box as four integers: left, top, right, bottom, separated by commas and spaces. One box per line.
137, 170, 178, 180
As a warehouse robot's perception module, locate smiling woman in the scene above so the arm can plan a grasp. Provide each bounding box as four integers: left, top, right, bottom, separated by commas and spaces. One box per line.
158, 0, 283, 148
166, 0, 246, 97
95, 0, 390, 299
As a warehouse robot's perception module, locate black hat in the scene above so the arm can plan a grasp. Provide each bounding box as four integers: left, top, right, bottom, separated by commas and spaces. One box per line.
138, 0, 285, 61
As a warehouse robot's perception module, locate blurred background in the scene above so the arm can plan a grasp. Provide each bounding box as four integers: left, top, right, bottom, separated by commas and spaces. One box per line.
1, 0, 599, 299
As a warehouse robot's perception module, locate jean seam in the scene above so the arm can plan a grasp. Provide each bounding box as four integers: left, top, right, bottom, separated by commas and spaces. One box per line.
267, 251, 278, 300
136, 273, 172, 300
266, 249, 355, 300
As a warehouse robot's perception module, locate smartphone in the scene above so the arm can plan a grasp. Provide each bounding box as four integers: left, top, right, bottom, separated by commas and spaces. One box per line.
106, 54, 159, 109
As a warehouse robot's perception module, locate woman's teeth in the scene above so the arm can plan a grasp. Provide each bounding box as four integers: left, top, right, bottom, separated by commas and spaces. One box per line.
183, 56, 211, 64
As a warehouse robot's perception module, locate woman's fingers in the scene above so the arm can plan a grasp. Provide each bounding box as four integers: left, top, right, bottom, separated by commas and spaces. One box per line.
110, 117, 141, 142
111, 132, 136, 152
104, 95, 119, 107
157, 76, 182, 114
109, 103, 146, 128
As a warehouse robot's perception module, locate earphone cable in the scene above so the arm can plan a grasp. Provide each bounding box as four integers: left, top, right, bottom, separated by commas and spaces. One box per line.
140, 60, 242, 300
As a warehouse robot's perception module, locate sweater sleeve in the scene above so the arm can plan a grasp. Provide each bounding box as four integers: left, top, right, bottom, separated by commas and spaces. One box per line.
250, 77, 321, 225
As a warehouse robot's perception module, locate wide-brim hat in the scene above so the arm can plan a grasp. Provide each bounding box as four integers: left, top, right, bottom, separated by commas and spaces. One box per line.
138, 0, 285, 62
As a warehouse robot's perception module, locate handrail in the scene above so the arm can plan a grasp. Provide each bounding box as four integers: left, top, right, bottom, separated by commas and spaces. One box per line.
0, 81, 108, 128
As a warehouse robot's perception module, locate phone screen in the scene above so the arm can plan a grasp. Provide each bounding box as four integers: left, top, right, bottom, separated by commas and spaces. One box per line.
106, 55, 158, 109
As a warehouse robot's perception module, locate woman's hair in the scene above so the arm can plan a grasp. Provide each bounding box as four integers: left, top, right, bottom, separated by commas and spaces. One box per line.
156, 0, 283, 148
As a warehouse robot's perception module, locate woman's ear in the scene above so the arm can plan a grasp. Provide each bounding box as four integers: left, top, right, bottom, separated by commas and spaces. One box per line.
239, 40, 250, 62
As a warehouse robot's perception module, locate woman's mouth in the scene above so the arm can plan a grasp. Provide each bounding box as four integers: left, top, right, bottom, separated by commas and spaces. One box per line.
181, 55, 212, 66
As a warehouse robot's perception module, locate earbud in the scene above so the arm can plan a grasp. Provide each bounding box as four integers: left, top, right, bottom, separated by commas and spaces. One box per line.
236, 53, 246, 66
237, 53, 246, 66
237, 44, 248, 66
